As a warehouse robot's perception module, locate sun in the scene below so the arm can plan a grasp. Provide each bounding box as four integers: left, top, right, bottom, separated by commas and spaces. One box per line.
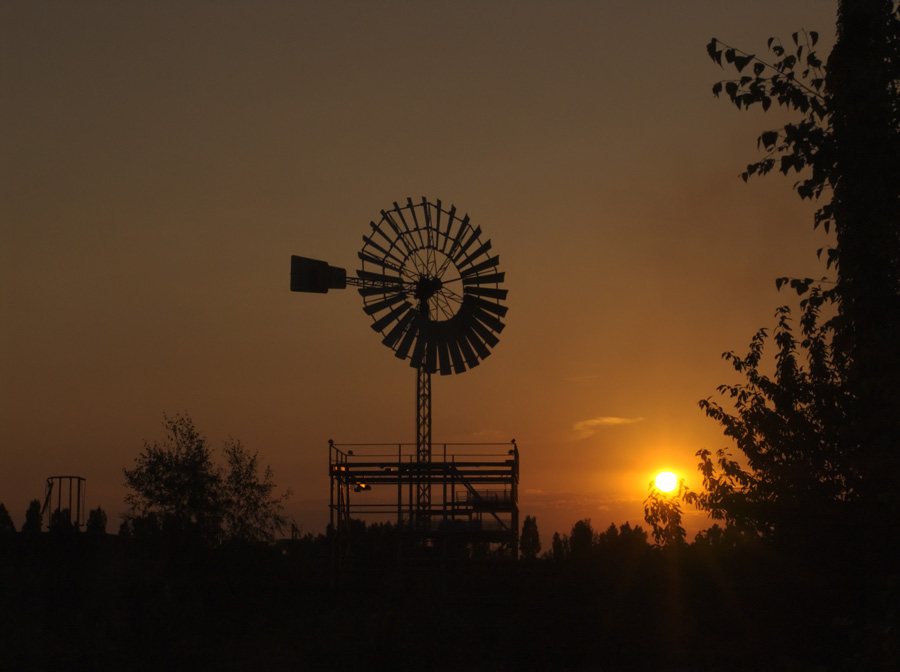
654, 471, 678, 493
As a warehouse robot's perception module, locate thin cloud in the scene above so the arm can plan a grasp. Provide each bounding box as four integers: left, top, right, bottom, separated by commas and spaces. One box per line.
573, 416, 644, 440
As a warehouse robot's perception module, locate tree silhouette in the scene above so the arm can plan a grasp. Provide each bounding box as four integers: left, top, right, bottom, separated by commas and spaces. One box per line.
519, 515, 541, 560
123, 413, 290, 545
0, 503, 14, 537
689, 2, 900, 548
22, 499, 41, 534
49, 508, 74, 535
568, 518, 594, 559
221, 438, 290, 543
644, 479, 687, 547
596, 521, 649, 549
86, 506, 107, 534
123, 413, 224, 544
550, 531, 568, 561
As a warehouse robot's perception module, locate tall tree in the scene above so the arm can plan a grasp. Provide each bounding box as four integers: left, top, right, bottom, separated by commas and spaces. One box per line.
0, 503, 15, 537
86, 506, 108, 535
22, 499, 41, 534
49, 508, 74, 535
519, 515, 541, 560
550, 531, 568, 562
688, 2, 900, 547
825, 0, 900, 534
568, 519, 594, 559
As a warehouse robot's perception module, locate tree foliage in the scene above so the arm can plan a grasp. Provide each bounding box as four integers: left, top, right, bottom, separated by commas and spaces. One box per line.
0, 503, 15, 537
49, 508, 74, 535
680, 1, 900, 549
550, 531, 567, 562
86, 506, 108, 535
644, 478, 688, 547
123, 413, 223, 543
568, 518, 594, 559
688, 296, 849, 541
221, 437, 290, 544
123, 413, 290, 545
519, 514, 541, 560
22, 499, 41, 534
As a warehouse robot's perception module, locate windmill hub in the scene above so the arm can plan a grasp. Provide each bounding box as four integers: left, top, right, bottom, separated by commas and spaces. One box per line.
414, 276, 443, 301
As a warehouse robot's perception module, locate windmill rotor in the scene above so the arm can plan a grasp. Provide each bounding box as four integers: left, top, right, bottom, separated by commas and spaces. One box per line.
357, 197, 508, 375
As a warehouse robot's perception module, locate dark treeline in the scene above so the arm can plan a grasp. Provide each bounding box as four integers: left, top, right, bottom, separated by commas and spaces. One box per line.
0, 516, 892, 671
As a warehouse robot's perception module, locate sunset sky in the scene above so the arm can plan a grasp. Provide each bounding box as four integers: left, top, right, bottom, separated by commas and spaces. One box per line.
1, 1, 838, 544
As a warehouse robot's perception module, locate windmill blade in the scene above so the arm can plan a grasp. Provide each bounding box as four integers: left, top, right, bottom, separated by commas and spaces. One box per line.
363, 293, 408, 316
380, 209, 415, 257
406, 197, 420, 231
397, 314, 422, 362
447, 224, 482, 262
419, 198, 432, 249
464, 285, 508, 301
370, 220, 404, 254
443, 217, 474, 259
371, 302, 412, 333
382, 308, 417, 348
422, 197, 432, 230
359, 250, 403, 273
380, 208, 403, 238
442, 213, 467, 254
459, 254, 500, 278
394, 201, 424, 250
457, 334, 480, 369
442, 205, 456, 251
469, 316, 500, 348
429, 199, 442, 249
471, 306, 506, 334
464, 327, 491, 360
455, 239, 492, 267
462, 272, 505, 286
437, 339, 453, 375
471, 295, 509, 318
410, 328, 427, 370
362, 234, 406, 267
446, 337, 466, 374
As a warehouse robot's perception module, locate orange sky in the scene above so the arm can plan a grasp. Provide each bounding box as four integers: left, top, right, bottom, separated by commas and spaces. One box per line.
1, 1, 838, 544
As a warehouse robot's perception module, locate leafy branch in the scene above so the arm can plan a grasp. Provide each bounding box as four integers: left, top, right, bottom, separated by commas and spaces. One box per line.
708, 31, 836, 238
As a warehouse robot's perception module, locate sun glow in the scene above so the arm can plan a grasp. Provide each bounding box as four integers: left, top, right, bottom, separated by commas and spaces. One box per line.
654, 471, 678, 493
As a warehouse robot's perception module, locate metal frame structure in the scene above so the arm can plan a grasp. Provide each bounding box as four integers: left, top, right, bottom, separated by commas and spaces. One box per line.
42, 475, 86, 531
290, 199, 515, 569
329, 440, 519, 564
415, 364, 432, 523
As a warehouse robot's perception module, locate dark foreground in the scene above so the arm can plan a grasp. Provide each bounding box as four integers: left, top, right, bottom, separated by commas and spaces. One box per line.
1, 533, 896, 671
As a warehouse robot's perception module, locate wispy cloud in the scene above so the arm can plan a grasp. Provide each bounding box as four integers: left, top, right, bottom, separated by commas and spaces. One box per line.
573, 416, 644, 440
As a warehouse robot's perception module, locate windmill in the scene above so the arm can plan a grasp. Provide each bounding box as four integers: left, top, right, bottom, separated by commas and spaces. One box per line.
290, 197, 509, 528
